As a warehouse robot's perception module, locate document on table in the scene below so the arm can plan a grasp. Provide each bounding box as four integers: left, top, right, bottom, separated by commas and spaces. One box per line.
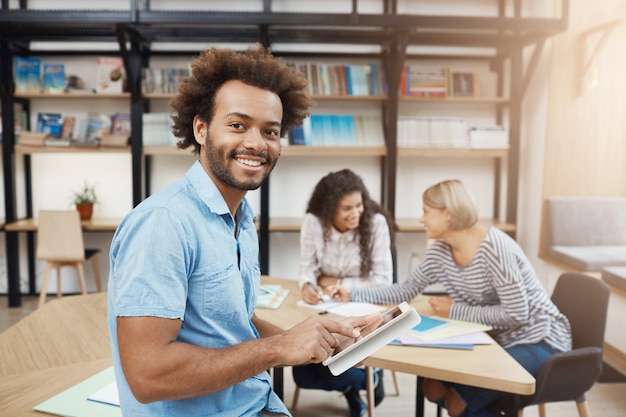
34, 366, 121, 417
296, 300, 386, 316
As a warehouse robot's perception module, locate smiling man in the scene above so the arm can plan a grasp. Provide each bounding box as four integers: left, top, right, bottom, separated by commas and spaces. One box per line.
107, 45, 377, 417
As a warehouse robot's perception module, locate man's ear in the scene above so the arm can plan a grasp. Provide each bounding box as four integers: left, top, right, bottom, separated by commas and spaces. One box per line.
193, 115, 208, 146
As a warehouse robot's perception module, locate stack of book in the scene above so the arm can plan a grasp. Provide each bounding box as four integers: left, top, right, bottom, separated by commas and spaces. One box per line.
397, 117, 469, 148
468, 126, 509, 149
289, 114, 384, 147
142, 67, 190, 94
287, 62, 386, 96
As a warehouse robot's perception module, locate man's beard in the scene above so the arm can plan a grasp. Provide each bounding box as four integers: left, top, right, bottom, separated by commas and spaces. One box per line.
205, 139, 278, 191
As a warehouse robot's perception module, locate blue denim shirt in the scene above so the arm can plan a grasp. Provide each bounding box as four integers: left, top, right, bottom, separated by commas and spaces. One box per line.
108, 161, 290, 417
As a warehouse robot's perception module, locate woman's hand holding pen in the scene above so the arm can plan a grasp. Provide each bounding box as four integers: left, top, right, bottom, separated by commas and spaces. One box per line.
328, 285, 351, 302
302, 282, 328, 304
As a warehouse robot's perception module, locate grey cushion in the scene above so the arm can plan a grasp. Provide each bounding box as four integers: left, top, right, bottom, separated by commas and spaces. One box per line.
547, 197, 626, 246
602, 266, 626, 291
549, 246, 626, 271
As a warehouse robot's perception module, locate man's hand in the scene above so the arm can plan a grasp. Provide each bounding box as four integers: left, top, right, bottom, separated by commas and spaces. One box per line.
274, 314, 379, 365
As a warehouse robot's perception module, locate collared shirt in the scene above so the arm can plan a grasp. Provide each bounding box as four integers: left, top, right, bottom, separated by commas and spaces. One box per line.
351, 227, 572, 353
298, 212, 393, 290
107, 161, 290, 417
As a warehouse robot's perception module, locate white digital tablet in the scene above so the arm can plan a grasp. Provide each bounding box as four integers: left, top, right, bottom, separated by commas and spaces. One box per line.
322, 301, 421, 376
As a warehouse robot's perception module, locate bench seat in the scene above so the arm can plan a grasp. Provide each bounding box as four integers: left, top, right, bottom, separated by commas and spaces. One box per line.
543, 197, 626, 272
602, 266, 626, 292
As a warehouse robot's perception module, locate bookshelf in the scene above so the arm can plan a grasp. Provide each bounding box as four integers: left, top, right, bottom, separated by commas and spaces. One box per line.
0, 1, 569, 306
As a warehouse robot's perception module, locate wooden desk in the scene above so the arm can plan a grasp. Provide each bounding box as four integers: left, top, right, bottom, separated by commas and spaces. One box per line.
257, 276, 535, 417
0, 292, 110, 376
4, 217, 121, 308
0, 358, 113, 417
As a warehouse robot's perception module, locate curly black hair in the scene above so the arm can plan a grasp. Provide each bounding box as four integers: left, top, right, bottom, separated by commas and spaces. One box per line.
306, 169, 394, 277
170, 44, 314, 154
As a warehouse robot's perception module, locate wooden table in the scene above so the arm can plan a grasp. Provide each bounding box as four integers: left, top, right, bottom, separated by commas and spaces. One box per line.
0, 292, 110, 376
3, 217, 121, 308
0, 279, 534, 417
0, 292, 111, 416
257, 276, 535, 417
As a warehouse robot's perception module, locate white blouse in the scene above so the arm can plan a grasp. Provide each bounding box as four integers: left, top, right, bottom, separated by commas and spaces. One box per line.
298, 212, 393, 291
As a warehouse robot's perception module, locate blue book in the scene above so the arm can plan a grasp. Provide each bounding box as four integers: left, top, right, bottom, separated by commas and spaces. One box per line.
14, 57, 41, 93
411, 315, 450, 334
43, 62, 66, 93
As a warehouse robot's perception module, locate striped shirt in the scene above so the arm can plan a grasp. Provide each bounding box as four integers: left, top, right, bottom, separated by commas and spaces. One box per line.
352, 227, 572, 352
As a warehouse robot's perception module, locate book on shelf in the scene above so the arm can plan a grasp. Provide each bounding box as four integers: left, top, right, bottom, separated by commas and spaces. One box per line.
17, 131, 48, 146
142, 112, 177, 146
448, 71, 479, 97
36, 112, 63, 137
111, 113, 131, 136
400, 66, 448, 98
44, 136, 72, 147
142, 67, 190, 94
397, 117, 469, 148
96, 56, 125, 94
287, 61, 386, 96
42, 62, 66, 94
85, 112, 112, 142
61, 115, 76, 139
100, 134, 129, 148
289, 114, 383, 147
468, 125, 509, 149
14, 57, 41, 93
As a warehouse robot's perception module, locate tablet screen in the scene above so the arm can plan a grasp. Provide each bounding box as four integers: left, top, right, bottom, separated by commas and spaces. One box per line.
334, 305, 403, 352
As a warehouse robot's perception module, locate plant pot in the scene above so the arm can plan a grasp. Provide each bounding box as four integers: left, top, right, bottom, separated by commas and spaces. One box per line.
76, 203, 94, 221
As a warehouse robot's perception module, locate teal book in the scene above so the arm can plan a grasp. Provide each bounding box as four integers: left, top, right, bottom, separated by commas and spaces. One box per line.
43, 62, 66, 93
14, 57, 41, 93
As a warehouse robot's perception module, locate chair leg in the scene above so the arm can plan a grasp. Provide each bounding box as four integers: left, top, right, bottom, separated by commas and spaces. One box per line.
366, 366, 375, 417
90, 254, 102, 292
538, 403, 546, 417
55, 266, 63, 299
291, 385, 300, 411
391, 370, 400, 396
38, 263, 54, 308
576, 400, 591, 417
76, 263, 88, 295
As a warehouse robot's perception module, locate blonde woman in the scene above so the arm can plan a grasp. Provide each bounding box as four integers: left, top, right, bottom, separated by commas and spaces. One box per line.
331, 179, 572, 417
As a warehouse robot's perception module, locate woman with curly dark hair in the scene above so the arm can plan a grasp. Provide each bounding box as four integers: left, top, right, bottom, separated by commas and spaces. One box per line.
294, 168, 394, 416
108, 45, 380, 417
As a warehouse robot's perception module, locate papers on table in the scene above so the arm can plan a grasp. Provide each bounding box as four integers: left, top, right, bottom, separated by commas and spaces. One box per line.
88, 380, 120, 406
296, 300, 387, 316
393, 316, 494, 350
256, 284, 289, 309
34, 366, 121, 417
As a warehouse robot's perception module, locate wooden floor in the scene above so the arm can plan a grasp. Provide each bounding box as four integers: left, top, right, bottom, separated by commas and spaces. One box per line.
1, 295, 625, 417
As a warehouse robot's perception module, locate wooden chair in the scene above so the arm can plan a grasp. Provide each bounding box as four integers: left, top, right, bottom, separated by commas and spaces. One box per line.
36, 210, 102, 308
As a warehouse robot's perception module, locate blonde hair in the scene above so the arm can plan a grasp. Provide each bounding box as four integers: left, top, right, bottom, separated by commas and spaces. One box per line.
422, 179, 478, 230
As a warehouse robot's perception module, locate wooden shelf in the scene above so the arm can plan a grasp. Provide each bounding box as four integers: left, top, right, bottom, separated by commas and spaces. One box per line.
282, 145, 386, 157
14, 92, 130, 99
14, 144, 130, 154
399, 96, 509, 104
398, 147, 508, 158
5, 217, 121, 232
395, 218, 516, 233
142, 145, 195, 156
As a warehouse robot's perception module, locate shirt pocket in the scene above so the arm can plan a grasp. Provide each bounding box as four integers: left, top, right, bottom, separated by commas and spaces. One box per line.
201, 263, 246, 320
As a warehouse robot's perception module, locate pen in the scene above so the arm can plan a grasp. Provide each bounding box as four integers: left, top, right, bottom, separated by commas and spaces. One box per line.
336, 271, 344, 287
308, 282, 331, 303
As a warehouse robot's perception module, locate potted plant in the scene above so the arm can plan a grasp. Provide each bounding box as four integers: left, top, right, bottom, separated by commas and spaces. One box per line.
73, 181, 98, 220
